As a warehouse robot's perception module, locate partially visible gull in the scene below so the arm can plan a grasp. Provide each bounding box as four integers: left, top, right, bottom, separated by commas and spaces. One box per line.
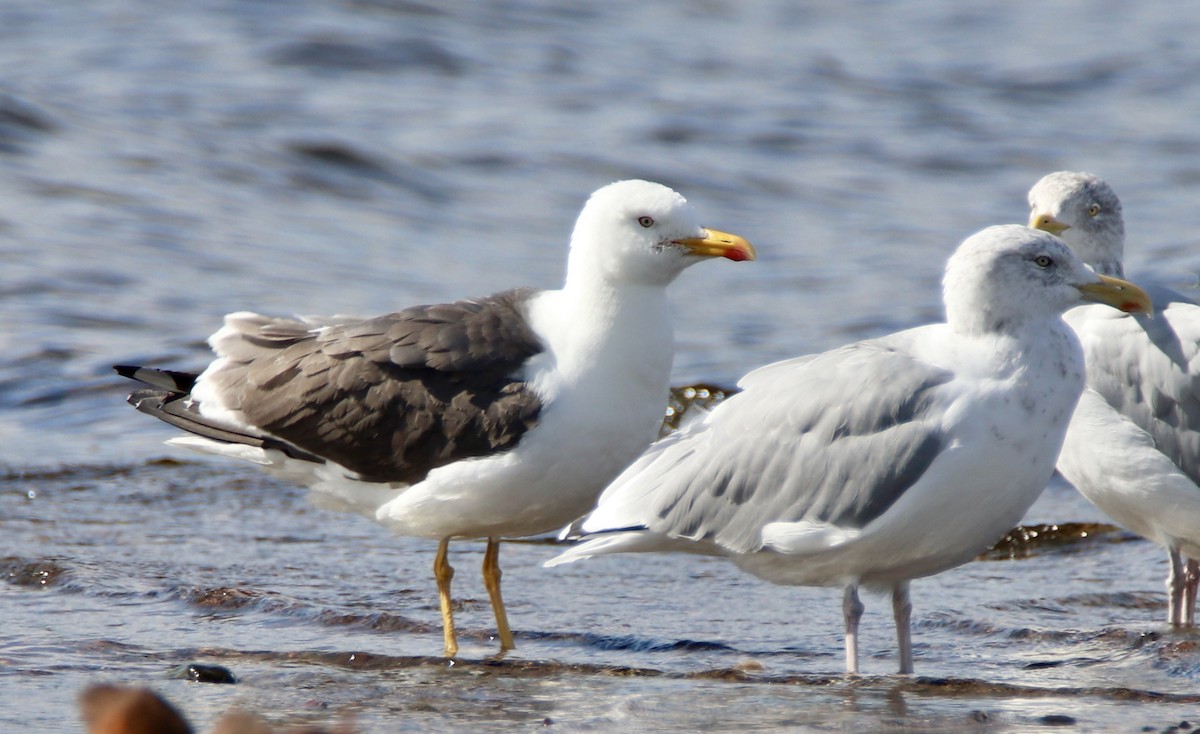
116, 179, 755, 658
1030, 170, 1200, 626
548, 225, 1151, 674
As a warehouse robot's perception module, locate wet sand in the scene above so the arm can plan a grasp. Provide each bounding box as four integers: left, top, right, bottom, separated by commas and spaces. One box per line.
6, 457, 1200, 732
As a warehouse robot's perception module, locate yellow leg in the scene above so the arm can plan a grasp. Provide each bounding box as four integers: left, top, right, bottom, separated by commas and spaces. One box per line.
434, 538, 458, 658
483, 537, 516, 651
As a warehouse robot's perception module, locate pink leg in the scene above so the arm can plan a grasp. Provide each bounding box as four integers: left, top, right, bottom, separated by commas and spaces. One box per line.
893, 582, 914, 674
1184, 558, 1200, 627
1167, 548, 1185, 627
843, 584, 864, 675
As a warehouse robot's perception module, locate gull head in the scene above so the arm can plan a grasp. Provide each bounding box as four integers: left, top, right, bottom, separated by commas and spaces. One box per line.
944, 224, 1150, 335
1027, 171, 1125, 277
565, 180, 755, 288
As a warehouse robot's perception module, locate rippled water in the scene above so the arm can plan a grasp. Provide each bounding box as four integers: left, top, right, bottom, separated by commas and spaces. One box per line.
4, 1, 1200, 731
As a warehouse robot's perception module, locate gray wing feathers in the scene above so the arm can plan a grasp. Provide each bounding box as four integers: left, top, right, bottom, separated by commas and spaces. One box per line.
1075, 286, 1200, 484
201, 288, 546, 484
600, 342, 950, 555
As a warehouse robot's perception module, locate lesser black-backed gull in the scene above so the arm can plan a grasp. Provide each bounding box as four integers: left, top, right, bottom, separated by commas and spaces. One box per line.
116, 179, 755, 657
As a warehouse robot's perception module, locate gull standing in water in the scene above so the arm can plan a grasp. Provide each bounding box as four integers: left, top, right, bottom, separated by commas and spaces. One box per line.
549, 225, 1150, 674
116, 179, 755, 657
1030, 170, 1200, 626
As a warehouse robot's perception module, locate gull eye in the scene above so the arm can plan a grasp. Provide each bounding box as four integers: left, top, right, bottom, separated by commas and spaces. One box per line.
1087, 204, 1101, 217
1033, 255, 1053, 268
637, 216, 655, 228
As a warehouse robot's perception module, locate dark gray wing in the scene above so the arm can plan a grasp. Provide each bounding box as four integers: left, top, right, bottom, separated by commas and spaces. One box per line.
123, 385, 326, 464
123, 287, 546, 484
579, 339, 951, 554
1069, 283, 1200, 483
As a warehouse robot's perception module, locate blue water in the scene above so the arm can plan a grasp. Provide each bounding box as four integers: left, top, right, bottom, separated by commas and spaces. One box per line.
4, 1, 1200, 731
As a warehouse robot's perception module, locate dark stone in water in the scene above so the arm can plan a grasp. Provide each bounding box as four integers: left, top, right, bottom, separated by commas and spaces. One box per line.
662, 383, 736, 437
167, 663, 237, 684
189, 664, 236, 684
190, 586, 265, 609
982, 522, 1128, 560
1040, 714, 1077, 726
1, 557, 67, 588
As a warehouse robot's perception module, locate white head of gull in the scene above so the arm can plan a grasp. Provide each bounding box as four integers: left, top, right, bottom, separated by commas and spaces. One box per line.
1030, 170, 1200, 627
548, 224, 1151, 675
115, 179, 755, 658
1029, 170, 1126, 277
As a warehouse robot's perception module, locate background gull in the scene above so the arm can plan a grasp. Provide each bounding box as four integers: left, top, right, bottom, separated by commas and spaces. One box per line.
548, 225, 1150, 675
115, 179, 754, 658
1030, 171, 1200, 626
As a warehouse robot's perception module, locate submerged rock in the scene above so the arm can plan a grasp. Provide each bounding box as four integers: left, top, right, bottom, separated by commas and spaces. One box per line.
982, 522, 1130, 560
0, 557, 68, 588
661, 383, 735, 437
166, 663, 237, 684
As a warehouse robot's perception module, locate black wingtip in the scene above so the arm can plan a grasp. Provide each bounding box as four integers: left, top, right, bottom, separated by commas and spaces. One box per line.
124, 386, 326, 466
114, 365, 200, 393
558, 521, 648, 543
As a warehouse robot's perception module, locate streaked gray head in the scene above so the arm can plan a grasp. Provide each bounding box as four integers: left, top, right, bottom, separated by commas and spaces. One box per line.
943, 224, 1131, 335
565, 180, 754, 288
1027, 171, 1125, 277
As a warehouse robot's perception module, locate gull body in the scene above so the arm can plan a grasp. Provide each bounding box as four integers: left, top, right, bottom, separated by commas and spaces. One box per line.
1030, 170, 1200, 626
117, 179, 754, 657
549, 225, 1150, 674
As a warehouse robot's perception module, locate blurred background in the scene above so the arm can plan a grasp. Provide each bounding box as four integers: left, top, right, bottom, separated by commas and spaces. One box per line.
3, 0, 1198, 466
3, 1, 1200, 732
